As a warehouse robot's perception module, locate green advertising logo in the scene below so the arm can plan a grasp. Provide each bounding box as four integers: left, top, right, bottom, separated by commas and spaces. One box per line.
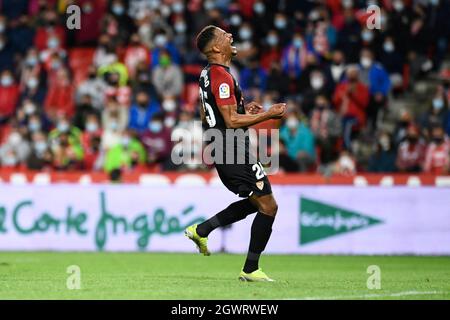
300, 197, 383, 245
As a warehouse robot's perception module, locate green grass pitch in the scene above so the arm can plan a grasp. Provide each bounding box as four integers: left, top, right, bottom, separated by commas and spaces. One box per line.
0, 252, 449, 300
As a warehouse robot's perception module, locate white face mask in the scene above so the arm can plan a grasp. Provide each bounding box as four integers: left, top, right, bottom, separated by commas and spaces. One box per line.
383, 42, 394, 52
34, 141, 48, 154
172, 2, 184, 13
393, 0, 404, 11
286, 117, 299, 129
154, 34, 168, 47
361, 30, 374, 42
274, 18, 287, 29
27, 77, 39, 89
360, 57, 372, 68
24, 102, 36, 115
230, 15, 242, 27
1, 75, 13, 86
433, 98, 444, 110
174, 22, 186, 33
163, 99, 176, 112
86, 122, 99, 132
266, 34, 278, 46
254, 2, 265, 14
311, 76, 324, 90
239, 28, 252, 41
58, 122, 70, 133
8, 132, 22, 145
164, 117, 176, 128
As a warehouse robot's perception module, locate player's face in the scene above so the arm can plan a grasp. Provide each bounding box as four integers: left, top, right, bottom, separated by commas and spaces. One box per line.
215, 28, 237, 57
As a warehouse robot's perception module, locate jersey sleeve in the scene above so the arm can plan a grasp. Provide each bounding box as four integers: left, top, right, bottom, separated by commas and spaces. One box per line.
210, 66, 237, 107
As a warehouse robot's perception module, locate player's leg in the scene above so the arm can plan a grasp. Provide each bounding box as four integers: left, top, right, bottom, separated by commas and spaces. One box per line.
239, 193, 278, 282
196, 198, 257, 237
185, 198, 257, 256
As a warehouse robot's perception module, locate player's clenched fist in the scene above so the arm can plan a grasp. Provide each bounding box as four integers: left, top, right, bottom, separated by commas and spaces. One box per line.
268, 103, 286, 119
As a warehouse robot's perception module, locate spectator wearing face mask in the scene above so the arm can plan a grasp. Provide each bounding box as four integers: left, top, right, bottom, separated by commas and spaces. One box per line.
98, 53, 129, 87
73, 94, 100, 131
26, 131, 53, 170
333, 65, 369, 150
75, 65, 107, 111
396, 124, 426, 173
329, 50, 346, 86
260, 30, 282, 72
152, 52, 184, 99
150, 31, 181, 69
332, 150, 357, 176
51, 132, 84, 171
359, 48, 391, 132
74, 0, 107, 46
19, 48, 47, 105
124, 33, 150, 79
0, 129, 30, 167
140, 113, 173, 168
273, 12, 293, 47
300, 68, 332, 116
424, 126, 449, 174
419, 87, 449, 138
281, 32, 308, 83
104, 130, 146, 173
280, 113, 316, 172
310, 95, 342, 166
379, 36, 404, 94
0, 70, 19, 123
48, 115, 82, 148
108, 0, 135, 46
368, 132, 397, 173
33, 10, 66, 51
26, 112, 47, 136
44, 68, 75, 119
128, 91, 160, 133
80, 113, 103, 171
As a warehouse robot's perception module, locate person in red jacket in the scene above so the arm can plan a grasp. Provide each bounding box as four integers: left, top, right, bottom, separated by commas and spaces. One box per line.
424, 126, 450, 174
44, 68, 75, 119
0, 70, 19, 123
332, 65, 369, 149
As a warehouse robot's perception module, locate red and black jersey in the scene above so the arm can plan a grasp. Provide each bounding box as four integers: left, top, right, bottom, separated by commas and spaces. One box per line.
198, 63, 246, 131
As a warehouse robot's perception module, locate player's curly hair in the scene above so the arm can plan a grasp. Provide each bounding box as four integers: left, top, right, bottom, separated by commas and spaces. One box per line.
196, 25, 217, 53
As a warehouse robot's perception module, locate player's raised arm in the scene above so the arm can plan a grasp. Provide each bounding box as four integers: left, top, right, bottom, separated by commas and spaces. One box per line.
218, 103, 286, 129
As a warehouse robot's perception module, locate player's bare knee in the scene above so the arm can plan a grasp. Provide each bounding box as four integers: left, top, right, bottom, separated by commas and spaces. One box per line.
259, 199, 278, 217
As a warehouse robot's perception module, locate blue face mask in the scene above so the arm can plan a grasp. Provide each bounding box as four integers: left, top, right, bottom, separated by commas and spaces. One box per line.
267, 35, 278, 46
293, 38, 303, 48
149, 121, 163, 133
112, 5, 125, 16
433, 98, 444, 110
34, 141, 48, 153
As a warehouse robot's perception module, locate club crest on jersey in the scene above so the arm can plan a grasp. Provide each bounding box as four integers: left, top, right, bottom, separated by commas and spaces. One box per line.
219, 83, 230, 99
256, 181, 264, 190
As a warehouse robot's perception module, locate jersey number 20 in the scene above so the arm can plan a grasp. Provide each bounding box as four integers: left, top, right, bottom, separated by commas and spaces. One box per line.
199, 87, 216, 127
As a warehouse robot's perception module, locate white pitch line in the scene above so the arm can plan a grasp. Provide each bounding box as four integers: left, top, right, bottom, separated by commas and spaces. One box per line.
285, 290, 448, 300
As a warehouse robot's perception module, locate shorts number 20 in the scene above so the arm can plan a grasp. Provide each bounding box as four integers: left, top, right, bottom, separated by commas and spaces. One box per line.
252, 162, 266, 179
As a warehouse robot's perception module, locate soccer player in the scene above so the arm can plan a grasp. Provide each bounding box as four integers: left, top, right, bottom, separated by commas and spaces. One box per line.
185, 25, 286, 282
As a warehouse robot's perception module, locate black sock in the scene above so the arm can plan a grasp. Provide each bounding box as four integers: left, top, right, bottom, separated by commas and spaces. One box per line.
243, 212, 275, 273
196, 199, 257, 237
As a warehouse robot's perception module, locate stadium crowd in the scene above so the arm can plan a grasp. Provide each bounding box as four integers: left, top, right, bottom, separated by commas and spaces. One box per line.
0, 0, 450, 177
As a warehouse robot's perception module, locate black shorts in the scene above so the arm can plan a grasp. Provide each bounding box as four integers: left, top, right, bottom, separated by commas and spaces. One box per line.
215, 162, 273, 198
